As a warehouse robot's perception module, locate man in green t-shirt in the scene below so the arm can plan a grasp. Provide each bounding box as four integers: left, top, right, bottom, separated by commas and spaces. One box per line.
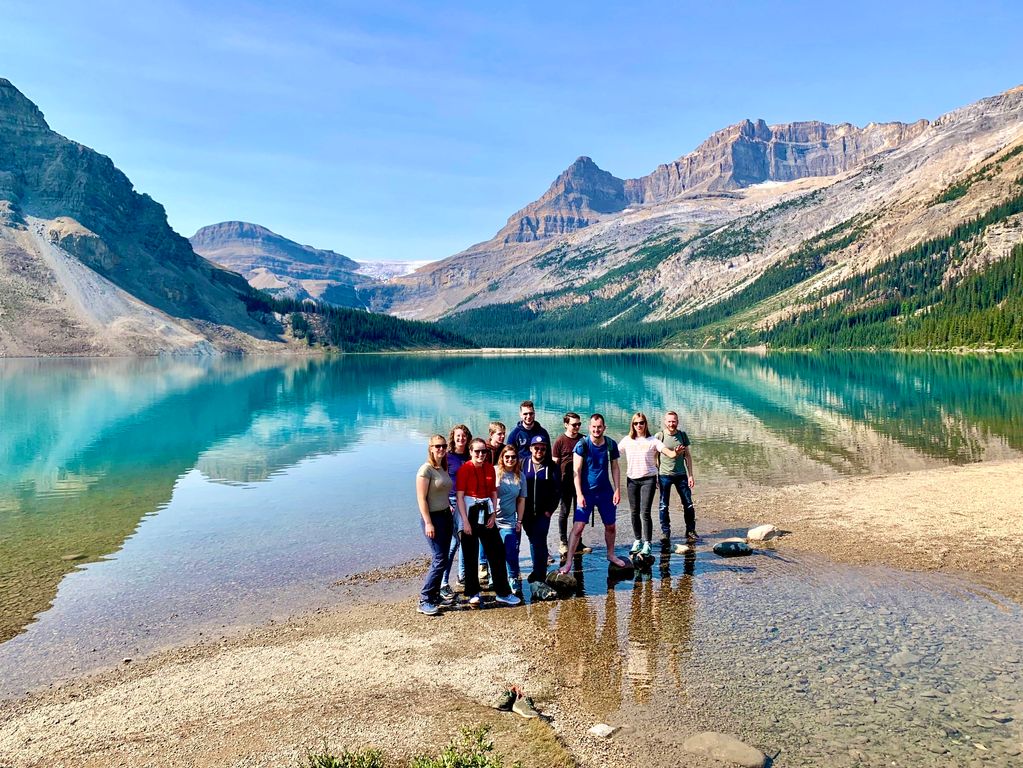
655, 410, 696, 543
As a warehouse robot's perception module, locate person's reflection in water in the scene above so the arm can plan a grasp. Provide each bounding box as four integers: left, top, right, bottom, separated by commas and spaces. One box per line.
547, 563, 625, 717
626, 577, 657, 703
656, 548, 697, 689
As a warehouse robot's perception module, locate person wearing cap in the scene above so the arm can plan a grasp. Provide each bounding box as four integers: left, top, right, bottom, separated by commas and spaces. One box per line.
507, 400, 551, 460
521, 435, 561, 600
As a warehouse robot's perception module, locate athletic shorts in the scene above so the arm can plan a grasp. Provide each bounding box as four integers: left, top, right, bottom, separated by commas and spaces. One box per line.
574, 487, 616, 526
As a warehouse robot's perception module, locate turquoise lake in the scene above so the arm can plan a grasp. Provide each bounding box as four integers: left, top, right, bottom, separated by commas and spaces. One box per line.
2, 351, 1022, 751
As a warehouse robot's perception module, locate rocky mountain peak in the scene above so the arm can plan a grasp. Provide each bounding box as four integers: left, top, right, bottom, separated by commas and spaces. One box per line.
0, 79, 50, 134
495, 156, 628, 243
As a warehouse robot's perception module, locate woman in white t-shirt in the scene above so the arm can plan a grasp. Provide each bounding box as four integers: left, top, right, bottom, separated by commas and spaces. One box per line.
618, 412, 678, 556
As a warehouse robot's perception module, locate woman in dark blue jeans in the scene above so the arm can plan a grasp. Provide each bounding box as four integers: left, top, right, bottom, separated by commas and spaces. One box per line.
416, 434, 454, 616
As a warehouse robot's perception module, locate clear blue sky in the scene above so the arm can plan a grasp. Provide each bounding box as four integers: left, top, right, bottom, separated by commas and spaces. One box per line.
3, 1, 1022, 262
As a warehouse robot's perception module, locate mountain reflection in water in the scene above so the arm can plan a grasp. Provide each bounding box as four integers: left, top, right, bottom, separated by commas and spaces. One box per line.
1, 352, 1021, 695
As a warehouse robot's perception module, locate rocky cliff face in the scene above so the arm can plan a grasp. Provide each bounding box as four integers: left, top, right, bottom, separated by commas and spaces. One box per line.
627, 119, 929, 200
0, 79, 283, 356
491, 118, 928, 246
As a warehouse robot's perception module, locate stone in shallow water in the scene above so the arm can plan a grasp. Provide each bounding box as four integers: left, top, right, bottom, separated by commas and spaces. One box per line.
714, 541, 754, 557
682, 732, 768, 768
889, 650, 921, 667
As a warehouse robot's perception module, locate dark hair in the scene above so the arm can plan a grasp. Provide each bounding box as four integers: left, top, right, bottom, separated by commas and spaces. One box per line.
589, 413, 605, 424
448, 424, 472, 453
563, 411, 580, 424
520, 400, 535, 410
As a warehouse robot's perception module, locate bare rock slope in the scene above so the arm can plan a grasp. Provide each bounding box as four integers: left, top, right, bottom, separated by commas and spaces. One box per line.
0, 79, 287, 356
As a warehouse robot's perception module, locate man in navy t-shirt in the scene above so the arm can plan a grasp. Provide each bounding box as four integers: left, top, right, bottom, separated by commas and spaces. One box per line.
558, 413, 629, 571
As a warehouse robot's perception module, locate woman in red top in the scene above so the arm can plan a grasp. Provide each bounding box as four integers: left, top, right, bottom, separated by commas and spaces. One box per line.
456, 438, 521, 608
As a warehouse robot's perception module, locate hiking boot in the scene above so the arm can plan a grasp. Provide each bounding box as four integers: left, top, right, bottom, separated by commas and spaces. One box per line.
558, 542, 568, 555
686, 530, 698, 543
510, 578, 522, 596
495, 592, 522, 607
438, 585, 455, 604
490, 689, 516, 711
530, 582, 558, 601
417, 602, 440, 616
479, 564, 490, 581
640, 541, 651, 556
467, 594, 482, 608
659, 533, 671, 545
512, 695, 540, 718
630, 539, 642, 554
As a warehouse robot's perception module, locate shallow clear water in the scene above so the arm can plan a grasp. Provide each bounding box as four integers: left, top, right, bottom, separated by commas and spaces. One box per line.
1, 351, 1022, 742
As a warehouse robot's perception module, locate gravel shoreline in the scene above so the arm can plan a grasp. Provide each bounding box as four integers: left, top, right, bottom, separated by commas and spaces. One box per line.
1, 459, 1020, 767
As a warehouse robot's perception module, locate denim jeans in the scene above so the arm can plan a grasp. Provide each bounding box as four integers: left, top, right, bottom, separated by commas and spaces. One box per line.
658, 474, 695, 536
443, 508, 460, 587
420, 509, 453, 606
497, 526, 520, 580
522, 513, 552, 583
627, 475, 657, 541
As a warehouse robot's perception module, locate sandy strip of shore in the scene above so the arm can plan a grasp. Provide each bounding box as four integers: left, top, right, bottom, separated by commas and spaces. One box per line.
708, 458, 1023, 603
0, 460, 1020, 767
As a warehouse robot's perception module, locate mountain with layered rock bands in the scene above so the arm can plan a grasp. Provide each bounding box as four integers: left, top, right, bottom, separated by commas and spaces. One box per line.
0, 79, 466, 356
190, 221, 372, 307
368, 85, 1023, 350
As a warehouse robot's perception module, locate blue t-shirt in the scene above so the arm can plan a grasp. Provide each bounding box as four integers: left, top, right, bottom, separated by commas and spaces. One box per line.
495, 473, 527, 528
574, 436, 619, 492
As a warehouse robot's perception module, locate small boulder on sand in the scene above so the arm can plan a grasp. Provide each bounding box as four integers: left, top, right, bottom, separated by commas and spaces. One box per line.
746, 524, 778, 542
588, 723, 618, 738
682, 732, 768, 767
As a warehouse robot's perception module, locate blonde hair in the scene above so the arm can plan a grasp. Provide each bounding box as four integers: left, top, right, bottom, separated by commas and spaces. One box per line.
426, 434, 448, 470
628, 411, 650, 440
496, 445, 521, 482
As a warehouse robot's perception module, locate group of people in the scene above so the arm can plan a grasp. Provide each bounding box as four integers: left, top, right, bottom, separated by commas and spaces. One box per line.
414, 401, 696, 616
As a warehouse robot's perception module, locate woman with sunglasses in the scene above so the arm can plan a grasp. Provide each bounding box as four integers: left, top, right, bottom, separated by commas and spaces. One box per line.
456, 438, 521, 607
495, 445, 526, 594
619, 412, 679, 556
416, 435, 454, 616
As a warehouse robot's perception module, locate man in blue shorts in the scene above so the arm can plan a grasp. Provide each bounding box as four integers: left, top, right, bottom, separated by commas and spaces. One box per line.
558, 413, 630, 572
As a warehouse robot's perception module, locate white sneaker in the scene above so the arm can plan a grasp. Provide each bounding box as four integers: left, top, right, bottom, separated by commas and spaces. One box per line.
630, 539, 642, 554
467, 594, 481, 608
640, 541, 651, 556
495, 593, 521, 606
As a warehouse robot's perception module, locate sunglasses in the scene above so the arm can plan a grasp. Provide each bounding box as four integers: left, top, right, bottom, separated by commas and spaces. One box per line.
430, 444, 447, 450
633, 420, 646, 425
471, 449, 487, 455
568, 422, 581, 428
531, 445, 547, 451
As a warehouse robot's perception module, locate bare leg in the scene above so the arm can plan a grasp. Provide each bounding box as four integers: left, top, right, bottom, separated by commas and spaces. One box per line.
559, 520, 586, 574
605, 523, 628, 567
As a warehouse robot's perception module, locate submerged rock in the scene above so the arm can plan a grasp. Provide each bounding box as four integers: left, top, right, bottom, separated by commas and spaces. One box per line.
630, 551, 655, 570
747, 524, 778, 542
682, 731, 768, 768
673, 543, 692, 554
714, 541, 754, 557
